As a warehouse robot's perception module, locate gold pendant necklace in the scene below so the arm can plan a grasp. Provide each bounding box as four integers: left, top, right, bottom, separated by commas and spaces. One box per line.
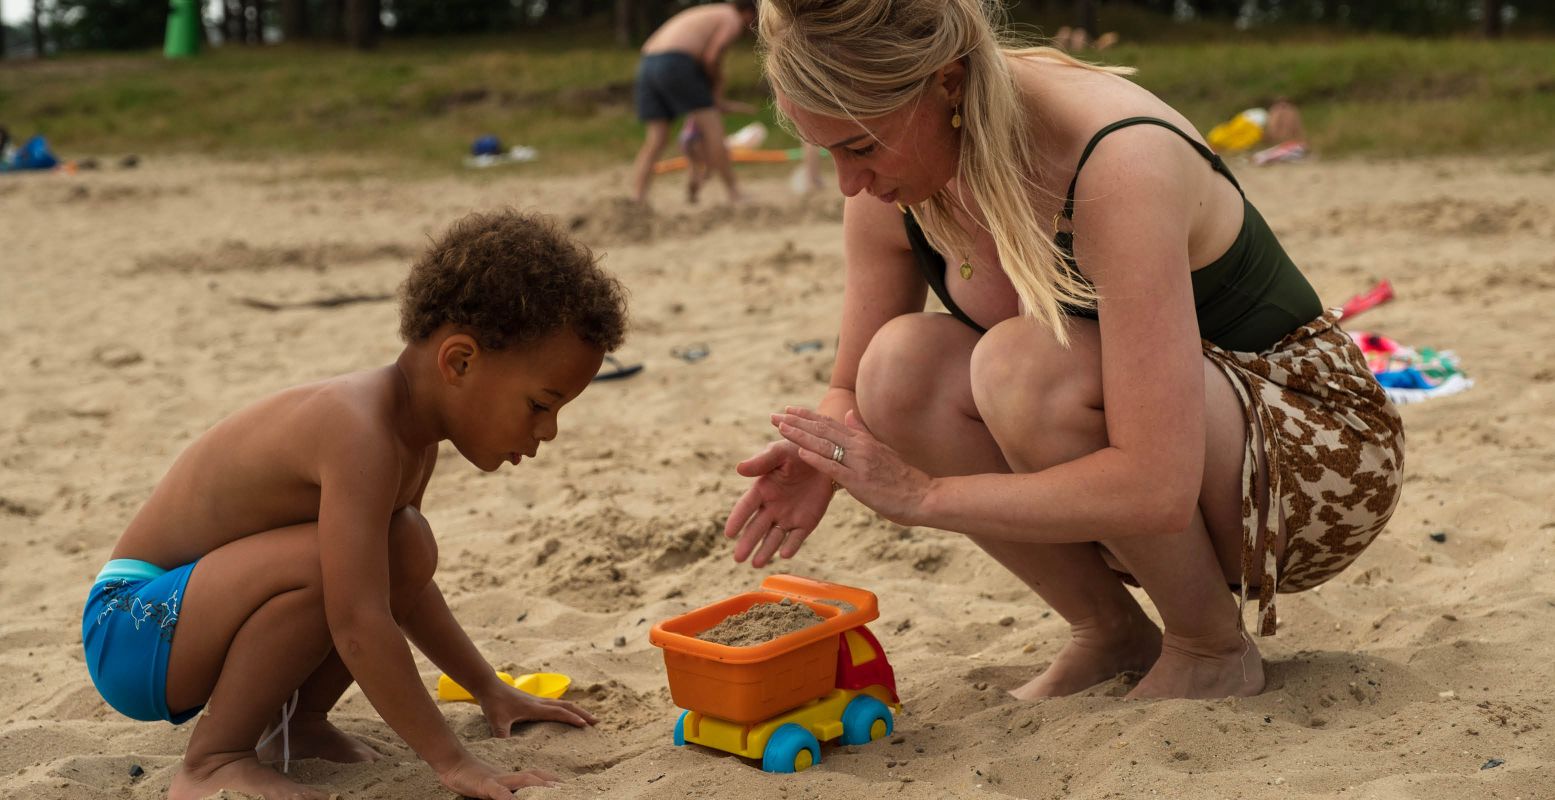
959, 258, 974, 280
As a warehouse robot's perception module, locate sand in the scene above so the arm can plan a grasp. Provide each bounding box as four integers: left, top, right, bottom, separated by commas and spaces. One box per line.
1, 153, 1553, 799
696, 599, 826, 647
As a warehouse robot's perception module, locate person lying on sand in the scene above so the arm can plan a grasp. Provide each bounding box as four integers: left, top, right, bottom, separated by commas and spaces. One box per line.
81, 210, 625, 800
725, 0, 1404, 701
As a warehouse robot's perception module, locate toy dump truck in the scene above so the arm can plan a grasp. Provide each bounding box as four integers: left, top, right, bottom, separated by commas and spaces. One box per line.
648, 575, 900, 773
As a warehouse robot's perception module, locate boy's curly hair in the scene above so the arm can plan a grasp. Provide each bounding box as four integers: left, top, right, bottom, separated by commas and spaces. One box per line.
399, 209, 627, 353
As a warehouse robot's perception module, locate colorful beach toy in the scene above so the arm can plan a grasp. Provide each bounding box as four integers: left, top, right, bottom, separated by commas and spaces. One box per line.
649, 574, 900, 773
436, 671, 571, 703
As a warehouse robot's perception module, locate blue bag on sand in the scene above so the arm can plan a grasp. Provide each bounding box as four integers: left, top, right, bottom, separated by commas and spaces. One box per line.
10, 135, 60, 170
471, 135, 503, 157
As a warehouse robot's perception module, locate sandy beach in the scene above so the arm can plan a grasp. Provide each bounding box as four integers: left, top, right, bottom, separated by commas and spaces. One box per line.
1, 152, 1552, 799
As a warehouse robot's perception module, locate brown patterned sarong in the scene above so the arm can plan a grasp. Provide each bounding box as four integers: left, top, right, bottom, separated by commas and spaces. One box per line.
1203, 309, 1405, 636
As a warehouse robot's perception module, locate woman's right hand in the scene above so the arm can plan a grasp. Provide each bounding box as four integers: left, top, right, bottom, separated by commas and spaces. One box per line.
725, 439, 837, 567
438, 755, 559, 799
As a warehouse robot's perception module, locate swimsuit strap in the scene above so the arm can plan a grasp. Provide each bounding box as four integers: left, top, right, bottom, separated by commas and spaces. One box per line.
1062, 116, 1244, 223
902, 207, 988, 334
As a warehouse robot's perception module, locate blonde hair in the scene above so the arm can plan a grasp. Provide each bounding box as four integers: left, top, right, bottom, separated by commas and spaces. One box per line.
759, 0, 1133, 344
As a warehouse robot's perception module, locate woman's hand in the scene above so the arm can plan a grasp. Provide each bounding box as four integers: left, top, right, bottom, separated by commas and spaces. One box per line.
479, 684, 597, 738
726, 437, 840, 567
438, 755, 559, 800
770, 406, 933, 527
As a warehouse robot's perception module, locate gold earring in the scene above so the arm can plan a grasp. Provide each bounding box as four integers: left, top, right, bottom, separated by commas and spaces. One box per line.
951, 106, 962, 129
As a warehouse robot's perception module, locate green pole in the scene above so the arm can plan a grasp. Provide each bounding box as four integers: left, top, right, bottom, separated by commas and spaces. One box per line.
164, 0, 201, 58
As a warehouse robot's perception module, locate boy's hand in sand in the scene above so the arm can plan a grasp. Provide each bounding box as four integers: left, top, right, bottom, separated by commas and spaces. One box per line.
771, 407, 933, 527
727, 434, 842, 567
438, 757, 559, 799
480, 685, 598, 738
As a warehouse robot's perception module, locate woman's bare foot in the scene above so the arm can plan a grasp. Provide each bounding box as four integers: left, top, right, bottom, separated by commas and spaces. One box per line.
1009, 617, 1163, 699
1126, 630, 1264, 699
170, 753, 330, 800
258, 713, 380, 764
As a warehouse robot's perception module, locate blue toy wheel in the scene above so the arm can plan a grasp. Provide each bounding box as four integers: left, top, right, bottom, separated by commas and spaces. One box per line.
673, 710, 689, 746
840, 695, 893, 746
761, 723, 821, 773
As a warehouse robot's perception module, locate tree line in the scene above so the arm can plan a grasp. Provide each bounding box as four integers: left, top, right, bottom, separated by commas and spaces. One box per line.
3, 0, 1548, 58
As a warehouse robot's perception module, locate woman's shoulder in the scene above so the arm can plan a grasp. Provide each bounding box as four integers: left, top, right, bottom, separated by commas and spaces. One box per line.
1010, 54, 1202, 166
843, 193, 912, 253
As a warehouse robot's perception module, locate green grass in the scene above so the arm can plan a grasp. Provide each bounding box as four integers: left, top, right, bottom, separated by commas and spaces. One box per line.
1116, 38, 1555, 155
3, 29, 1552, 173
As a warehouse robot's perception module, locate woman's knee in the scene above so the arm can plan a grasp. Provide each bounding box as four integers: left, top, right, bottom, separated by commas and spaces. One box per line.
388, 507, 438, 602
969, 317, 1100, 439
857, 313, 979, 430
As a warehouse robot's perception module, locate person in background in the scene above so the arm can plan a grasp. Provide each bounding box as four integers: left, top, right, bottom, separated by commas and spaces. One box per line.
629, 1, 759, 205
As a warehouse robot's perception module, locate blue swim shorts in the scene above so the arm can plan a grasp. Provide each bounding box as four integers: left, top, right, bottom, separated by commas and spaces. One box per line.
634, 51, 714, 121
81, 558, 203, 723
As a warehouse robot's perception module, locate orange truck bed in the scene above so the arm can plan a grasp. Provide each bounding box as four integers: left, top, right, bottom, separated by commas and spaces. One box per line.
649, 575, 880, 725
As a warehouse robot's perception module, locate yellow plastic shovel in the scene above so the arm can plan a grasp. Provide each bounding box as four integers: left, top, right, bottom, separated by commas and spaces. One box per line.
436, 671, 572, 703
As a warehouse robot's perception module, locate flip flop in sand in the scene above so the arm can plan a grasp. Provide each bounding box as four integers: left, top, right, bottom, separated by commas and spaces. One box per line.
593, 354, 644, 382
671, 343, 711, 363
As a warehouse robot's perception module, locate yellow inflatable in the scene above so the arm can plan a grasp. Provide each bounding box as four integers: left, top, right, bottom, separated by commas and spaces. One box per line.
1207, 108, 1268, 153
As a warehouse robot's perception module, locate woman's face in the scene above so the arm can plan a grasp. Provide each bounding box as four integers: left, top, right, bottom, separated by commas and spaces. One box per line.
779, 86, 961, 206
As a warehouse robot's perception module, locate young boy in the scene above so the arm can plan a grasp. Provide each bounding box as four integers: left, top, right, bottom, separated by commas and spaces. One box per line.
81, 209, 627, 800
629, 0, 757, 205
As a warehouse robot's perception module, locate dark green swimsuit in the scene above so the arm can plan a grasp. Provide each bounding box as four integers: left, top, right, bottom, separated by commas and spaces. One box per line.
904, 116, 1322, 353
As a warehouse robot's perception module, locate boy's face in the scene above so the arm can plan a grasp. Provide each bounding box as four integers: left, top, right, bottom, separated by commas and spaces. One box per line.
443, 328, 605, 473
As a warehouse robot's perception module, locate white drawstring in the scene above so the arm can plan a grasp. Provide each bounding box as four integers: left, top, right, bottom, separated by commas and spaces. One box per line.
255, 690, 300, 773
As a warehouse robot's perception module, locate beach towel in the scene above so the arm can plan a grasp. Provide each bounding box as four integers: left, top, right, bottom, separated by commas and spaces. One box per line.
1350, 331, 1473, 405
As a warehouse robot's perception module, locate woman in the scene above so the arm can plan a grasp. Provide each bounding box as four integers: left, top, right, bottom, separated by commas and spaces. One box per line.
724, 0, 1403, 700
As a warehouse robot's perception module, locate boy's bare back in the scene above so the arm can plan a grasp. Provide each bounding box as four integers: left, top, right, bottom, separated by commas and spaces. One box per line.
114, 367, 432, 570
641, 3, 744, 63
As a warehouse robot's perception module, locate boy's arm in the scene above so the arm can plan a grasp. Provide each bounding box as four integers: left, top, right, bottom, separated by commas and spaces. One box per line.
702, 15, 743, 103
401, 578, 507, 699
317, 428, 470, 773
703, 52, 726, 104
398, 450, 594, 733
399, 445, 497, 691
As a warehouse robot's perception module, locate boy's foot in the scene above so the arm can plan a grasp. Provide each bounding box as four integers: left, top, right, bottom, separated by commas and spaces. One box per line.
1127, 630, 1264, 699
258, 714, 380, 764
170, 754, 330, 800
1009, 619, 1162, 699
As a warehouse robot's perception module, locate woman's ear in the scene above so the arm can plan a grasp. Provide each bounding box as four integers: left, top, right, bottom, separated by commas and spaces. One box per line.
437, 334, 479, 385
938, 59, 968, 107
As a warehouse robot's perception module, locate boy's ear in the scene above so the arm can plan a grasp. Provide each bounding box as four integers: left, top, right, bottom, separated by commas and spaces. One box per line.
436, 333, 480, 385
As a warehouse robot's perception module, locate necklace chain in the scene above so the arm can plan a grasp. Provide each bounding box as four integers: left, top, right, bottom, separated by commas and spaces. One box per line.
898, 201, 975, 280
